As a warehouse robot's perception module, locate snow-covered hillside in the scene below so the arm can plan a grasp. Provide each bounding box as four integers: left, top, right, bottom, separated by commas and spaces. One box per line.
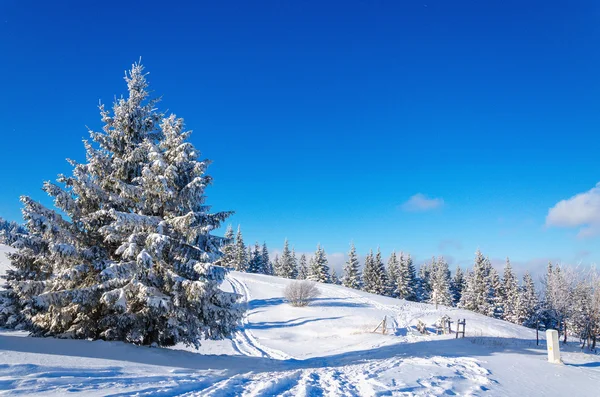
0, 244, 599, 396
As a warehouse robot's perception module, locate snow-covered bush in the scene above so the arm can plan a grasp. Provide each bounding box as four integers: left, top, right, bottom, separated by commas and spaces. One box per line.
284, 281, 320, 307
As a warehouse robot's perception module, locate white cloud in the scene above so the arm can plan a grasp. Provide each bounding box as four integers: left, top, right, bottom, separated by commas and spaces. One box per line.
546, 183, 600, 238
401, 193, 444, 212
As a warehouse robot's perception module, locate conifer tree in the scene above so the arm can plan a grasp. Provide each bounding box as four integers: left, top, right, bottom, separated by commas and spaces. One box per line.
459, 249, 493, 315
517, 271, 538, 327
362, 248, 388, 295
247, 242, 263, 273
387, 251, 400, 297
342, 243, 361, 289
501, 258, 520, 323
297, 254, 308, 280
416, 261, 433, 302
279, 239, 297, 279
397, 253, 417, 301
2, 63, 242, 347
261, 242, 271, 275
308, 245, 330, 283
291, 248, 298, 279
429, 257, 453, 307
330, 268, 340, 285
272, 255, 281, 277
220, 225, 236, 268
488, 267, 503, 318
234, 226, 247, 272
450, 265, 465, 306
0, 217, 27, 246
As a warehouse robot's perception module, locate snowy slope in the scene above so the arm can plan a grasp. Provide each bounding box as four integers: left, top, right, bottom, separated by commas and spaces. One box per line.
0, 244, 599, 396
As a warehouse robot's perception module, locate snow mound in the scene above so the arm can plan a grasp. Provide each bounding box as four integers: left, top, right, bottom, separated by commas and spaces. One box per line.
0, 245, 599, 396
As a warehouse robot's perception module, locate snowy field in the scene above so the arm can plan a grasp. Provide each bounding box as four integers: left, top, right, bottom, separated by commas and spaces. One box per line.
1, 245, 599, 396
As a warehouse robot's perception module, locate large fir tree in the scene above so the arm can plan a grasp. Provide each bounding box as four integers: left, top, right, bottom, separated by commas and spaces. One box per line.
2, 63, 242, 347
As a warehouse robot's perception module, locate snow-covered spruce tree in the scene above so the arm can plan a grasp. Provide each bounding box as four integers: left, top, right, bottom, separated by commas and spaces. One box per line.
0, 199, 57, 329
308, 244, 330, 283
459, 250, 493, 315
362, 248, 388, 295
0, 217, 27, 246
501, 258, 520, 323
487, 267, 503, 318
272, 254, 281, 276
233, 226, 247, 272
429, 257, 452, 307
397, 253, 417, 301
297, 254, 308, 280
387, 251, 400, 297
415, 260, 433, 302
450, 265, 465, 306
279, 239, 297, 279
220, 225, 235, 268
342, 243, 361, 289
247, 242, 263, 273
330, 268, 340, 285
4, 63, 243, 347
260, 242, 271, 275
516, 271, 538, 327
291, 248, 298, 279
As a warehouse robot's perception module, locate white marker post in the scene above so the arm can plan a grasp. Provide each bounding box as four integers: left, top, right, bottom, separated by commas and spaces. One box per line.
546, 329, 561, 364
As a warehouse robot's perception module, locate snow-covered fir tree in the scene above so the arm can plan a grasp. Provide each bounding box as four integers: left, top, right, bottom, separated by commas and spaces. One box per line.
459, 250, 493, 315
342, 243, 361, 289
261, 242, 271, 275
416, 260, 433, 302
429, 257, 453, 307
278, 239, 297, 279
362, 248, 388, 295
397, 253, 417, 301
487, 267, 503, 318
450, 265, 465, 306
233, 226, 248, 271
330, 268, 340, 285
501, 258, 519, 323
247, 242, 263, 273
387, 251, 400, 297
220, 225, 236, 268
0, 217, 27, 246
297, 254, 308, 280
516, 271, 538, 327
308, 245, 330, 283
272, 254, 281, 277
2, 63, 243, 347
291, 248, 298, 278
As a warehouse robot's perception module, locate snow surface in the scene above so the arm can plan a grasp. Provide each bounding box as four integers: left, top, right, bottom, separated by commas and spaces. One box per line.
0, 244, 599, 396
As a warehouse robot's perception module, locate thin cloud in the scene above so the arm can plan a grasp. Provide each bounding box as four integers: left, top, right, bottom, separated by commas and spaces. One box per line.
438, 239, 462, 251
546, 183, 600, 238
401, 193, 444, 212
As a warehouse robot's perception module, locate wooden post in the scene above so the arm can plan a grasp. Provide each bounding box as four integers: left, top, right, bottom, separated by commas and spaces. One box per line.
536, 320, 539, 346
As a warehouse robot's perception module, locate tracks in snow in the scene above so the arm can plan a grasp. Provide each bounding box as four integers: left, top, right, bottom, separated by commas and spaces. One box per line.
227, 275, 290, 360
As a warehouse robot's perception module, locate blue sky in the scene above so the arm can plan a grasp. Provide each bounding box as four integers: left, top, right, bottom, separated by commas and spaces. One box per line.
1, 1, 599, 276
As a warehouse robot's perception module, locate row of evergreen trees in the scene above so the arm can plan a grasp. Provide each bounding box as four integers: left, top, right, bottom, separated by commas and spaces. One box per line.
223, 230, 545, 331
221, 227, 334, 283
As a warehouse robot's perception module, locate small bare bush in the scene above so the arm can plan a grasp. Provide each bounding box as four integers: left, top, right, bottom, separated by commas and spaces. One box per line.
284, 280, 320, 307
